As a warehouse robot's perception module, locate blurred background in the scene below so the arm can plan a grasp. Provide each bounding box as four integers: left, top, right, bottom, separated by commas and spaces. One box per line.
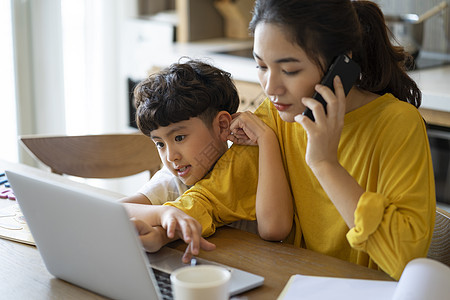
1, 0, 449, 201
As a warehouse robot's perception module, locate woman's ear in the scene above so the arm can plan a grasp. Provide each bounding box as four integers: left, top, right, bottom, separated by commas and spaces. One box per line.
215, 111, 232, 142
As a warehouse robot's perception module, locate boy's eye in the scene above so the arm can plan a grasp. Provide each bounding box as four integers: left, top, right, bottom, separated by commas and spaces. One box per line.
154, 141, 164, 148
174, 135, 185, 142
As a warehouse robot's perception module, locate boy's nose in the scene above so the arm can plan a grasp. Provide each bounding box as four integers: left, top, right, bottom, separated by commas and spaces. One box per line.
166, 145, 181, 162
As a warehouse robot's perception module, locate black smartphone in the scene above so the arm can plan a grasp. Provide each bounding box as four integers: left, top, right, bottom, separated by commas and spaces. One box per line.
302, 54, 361, 121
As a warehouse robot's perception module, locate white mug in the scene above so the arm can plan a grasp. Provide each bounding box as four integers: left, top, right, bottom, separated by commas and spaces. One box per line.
170, 265, 231, 300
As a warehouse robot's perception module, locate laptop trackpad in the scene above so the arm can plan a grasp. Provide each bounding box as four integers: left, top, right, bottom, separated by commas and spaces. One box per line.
146, 247, 192, 273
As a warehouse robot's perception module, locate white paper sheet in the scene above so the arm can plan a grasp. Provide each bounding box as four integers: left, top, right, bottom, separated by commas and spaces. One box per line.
278, 258, 450, 300
278, 274, 396, 300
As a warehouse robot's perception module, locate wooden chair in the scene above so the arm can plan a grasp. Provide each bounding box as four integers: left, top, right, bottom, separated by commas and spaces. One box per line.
19, 133, 162, 179
427, 207, 450, 267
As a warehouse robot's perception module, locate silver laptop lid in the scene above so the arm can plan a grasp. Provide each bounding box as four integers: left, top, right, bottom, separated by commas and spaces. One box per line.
6, 170, 162, 300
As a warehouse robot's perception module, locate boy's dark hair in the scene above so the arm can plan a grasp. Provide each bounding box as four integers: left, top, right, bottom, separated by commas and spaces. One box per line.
134, 59, 240, 136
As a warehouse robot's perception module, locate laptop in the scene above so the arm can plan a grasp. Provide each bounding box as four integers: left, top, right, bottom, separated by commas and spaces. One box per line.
5, 169, 264, 300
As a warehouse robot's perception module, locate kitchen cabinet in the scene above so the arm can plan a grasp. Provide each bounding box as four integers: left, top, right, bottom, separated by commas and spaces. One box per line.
176, 0, 254, 42
131, 0, 253, 43
176, 0, 224, 42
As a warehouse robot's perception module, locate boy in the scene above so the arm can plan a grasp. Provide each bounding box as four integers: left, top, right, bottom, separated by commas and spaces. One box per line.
120, 59, 239, 205
123, 57, 291, 262
121, 59, 261, 256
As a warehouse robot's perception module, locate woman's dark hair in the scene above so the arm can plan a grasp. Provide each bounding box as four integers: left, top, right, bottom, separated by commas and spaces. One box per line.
134, 59, 240, 136
249, 0, 421, 107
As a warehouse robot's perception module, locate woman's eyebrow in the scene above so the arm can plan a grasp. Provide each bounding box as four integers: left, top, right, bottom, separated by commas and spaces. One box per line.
275, 57, 300, 63
253, 51, 300, 64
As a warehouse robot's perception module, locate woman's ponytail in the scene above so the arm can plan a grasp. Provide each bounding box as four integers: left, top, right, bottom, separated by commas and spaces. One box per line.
352, 1, 421, 107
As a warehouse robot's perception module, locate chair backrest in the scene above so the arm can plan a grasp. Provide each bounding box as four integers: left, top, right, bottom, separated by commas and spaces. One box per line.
428, 207, 450, 267
20, 133, 162, 179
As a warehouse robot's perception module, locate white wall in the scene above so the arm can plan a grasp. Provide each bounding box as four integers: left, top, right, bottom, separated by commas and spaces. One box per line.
12, 0, 132, 139
0, 0, 18, 162
9, 0, 147, 195
12, 0, 66, 137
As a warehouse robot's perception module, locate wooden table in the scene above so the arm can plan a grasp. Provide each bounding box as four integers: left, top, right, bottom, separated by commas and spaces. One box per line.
0, 160, 393, 299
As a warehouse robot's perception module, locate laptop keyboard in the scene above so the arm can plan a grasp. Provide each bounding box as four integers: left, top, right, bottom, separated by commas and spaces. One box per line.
152, 268, 173, 300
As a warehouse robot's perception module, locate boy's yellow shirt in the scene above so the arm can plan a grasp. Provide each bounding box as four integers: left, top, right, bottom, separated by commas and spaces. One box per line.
165, 93, 435, 280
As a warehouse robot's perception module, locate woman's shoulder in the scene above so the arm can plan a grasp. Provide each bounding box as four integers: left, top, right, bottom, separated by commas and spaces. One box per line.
345, 93, 426, 137
354, 93, 423, 126
359, 94, 427, 144
376, 93, 423, 124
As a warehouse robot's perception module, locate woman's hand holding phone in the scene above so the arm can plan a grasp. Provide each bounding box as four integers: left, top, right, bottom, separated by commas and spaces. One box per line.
294, 76, 346, 171
295, 54, 360, 170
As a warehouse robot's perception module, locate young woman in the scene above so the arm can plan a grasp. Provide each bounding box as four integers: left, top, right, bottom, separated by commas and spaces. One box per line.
133, 0, 435, 280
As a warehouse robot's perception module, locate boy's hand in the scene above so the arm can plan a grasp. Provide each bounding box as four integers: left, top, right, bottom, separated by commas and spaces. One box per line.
132, 218, 166, 252
132, 218, 215, 262
160, 206, 216, 263
181, 238, 216, 264
228, 111, 271, 146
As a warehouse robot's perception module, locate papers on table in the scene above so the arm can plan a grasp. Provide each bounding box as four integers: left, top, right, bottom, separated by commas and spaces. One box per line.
278, 258, 450, 300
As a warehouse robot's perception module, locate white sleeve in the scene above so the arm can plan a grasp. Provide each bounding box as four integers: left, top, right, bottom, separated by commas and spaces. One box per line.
137, 166, 189, 205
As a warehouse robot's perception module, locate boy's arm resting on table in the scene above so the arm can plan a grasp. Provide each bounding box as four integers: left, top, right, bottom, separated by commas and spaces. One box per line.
229, 111, 293, 241
123, 203, 216, 262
